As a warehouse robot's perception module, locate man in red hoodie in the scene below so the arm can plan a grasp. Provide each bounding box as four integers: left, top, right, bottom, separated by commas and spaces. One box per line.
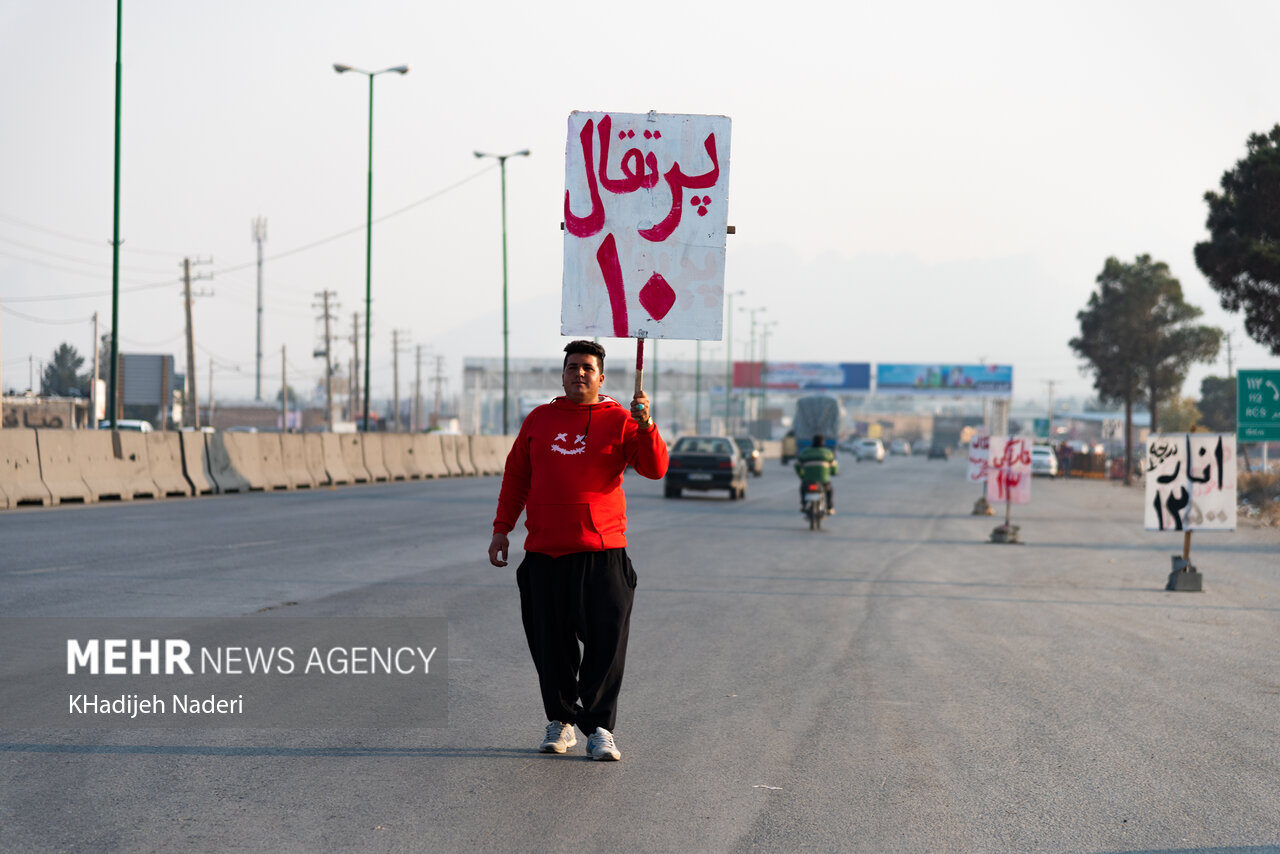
488, 339, 668, 761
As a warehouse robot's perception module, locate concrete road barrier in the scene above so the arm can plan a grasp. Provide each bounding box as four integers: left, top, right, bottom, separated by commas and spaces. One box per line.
438, 435, 464, 476
381, 434, 410, 481
303, 434, 331, 486
439, 435, 461, 477
401, 434, 428, 479
469, 435, 502, 476
179, 431, 217, 494
339, 434, 370, 483
253, 433, 293, 490
321, 434, 353, 485
206, 432, 259, 492
459, 435, 480, 476
75, 431, 161, 501
414, 433, 450, 478
279, 434, 316, 489
33, 430, 95, 504
145, 433, 194, 497
362, 435, 390, 482
0, 429, 53, 507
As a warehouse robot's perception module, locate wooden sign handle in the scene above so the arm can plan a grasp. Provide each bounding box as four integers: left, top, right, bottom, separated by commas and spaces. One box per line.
634, 337, 645, 397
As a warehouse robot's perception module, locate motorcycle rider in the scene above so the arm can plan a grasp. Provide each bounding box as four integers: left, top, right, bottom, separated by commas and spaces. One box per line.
795, 433, 838, 515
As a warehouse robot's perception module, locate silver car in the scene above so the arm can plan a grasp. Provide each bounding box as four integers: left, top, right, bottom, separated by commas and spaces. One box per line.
855, 438, 885, 463
1031, 445, 1059, 477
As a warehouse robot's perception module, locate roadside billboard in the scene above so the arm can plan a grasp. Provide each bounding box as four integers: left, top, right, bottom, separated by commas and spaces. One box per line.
733, 362, 871, 391
562, 110, 731, 341
876, 363, 1013, 397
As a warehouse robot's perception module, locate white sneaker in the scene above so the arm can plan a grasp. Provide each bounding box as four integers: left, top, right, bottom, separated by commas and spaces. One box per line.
540, 721, 577, 754
587, 727, 621, 761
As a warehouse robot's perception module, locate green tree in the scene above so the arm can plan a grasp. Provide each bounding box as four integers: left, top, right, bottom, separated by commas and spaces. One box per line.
1160, 395, 1201, 433
1197, 375, 1236, 432
1070, 255, 1221, 483
1194, 125, 1280, 355
40, 342, 89, 397
275, 385, 300, 406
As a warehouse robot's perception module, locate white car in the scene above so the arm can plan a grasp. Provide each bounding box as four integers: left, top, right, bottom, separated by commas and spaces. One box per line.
855, 438, 885, 463
1031, 444, 1059, 477
98, 419, 153, 432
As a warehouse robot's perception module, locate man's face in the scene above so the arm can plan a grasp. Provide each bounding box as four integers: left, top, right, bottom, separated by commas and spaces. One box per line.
562, 353, 604, 403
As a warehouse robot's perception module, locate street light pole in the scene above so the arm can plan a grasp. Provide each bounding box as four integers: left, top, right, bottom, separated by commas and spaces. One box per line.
334, 62, 409, 432
724, 289, 744, 435
108, 0, 123, 429
475, 149, 530, 435
740, 306, 765, 434
760, 320, 777, 437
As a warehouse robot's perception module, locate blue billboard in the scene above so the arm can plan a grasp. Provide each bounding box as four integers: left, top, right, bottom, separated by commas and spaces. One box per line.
875, 363, 1013, 397
735, 362, 871, 391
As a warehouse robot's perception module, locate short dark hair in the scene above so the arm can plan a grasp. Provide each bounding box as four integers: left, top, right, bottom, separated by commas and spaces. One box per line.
813, 435, 824, 447
563, 339, 606, 372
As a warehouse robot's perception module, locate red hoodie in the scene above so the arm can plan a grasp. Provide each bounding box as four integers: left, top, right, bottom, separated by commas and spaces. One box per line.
492, 395, 669, 558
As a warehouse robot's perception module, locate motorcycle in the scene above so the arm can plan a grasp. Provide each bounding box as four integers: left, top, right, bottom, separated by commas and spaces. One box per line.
801, 481, 827, 530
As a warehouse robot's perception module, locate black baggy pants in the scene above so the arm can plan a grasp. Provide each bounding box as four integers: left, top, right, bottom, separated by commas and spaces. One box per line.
516, 548, 636, 734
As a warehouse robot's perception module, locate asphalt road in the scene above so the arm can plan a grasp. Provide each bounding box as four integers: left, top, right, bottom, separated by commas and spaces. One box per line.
2, 452, 1278, 853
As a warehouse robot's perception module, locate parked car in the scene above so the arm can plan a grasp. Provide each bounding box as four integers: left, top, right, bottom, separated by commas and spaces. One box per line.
97, 419, 153, 432
927, 442, 951, 460
1031, 444, 1059, 477
665, 436, 749, 499
912, 438, 931, 455
855, 438, 885, 463
732, 436, 763, 476
888, 438, 911, 456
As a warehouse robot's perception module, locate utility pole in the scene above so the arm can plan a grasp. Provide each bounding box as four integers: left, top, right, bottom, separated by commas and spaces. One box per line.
350, 312, 361, 425
431, 355, 445, 429
207, 359, 214, 427
314, 290, 338, 431
1226, 331, 1235, 377
182, 257, 214, 429
1044, 379, 1056, 440
252, 217, 267, 400
391, 329, 410, 432
91, 311, 100, 428
280, 345, 287, 431
413, 344, 423, 433
695, 340, 701, 433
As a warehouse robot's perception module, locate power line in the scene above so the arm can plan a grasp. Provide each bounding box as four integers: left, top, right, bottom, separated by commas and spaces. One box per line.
0, 213, 184, 257
0, 234, 176, 275
2, 166, 494, 305
209, 164, 495, 277
0, 304, 94, 325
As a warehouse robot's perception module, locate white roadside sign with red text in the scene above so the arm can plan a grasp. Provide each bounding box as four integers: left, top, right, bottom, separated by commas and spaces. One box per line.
986, 436, 1031, 504
562, 110, 732, 341
967, 434, 990, 483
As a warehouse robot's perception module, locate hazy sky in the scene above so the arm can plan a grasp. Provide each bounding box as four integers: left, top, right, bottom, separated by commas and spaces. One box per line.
2, 0, 1277, 411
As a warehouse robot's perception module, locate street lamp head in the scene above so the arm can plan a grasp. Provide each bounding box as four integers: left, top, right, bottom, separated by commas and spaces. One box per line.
389, 65, 410, 75
333, 63, 352, 73
515, 149, 531, 157
474, 151, 487, 159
